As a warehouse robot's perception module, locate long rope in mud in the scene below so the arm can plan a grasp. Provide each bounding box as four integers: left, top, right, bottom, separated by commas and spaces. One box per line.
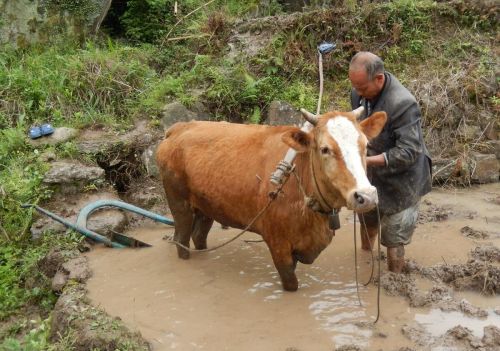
353, 208, 382, 324
360, 214, 375, 286
353, 213, 363, 307
375, 206, 382, 324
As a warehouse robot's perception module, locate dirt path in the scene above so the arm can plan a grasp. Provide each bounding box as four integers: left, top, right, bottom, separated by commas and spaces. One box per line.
85, 184, 500, 350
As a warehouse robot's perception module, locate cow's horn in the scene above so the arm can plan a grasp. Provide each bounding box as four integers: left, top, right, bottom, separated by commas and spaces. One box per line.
300, 108, 318, 126
352, 106, 365, 119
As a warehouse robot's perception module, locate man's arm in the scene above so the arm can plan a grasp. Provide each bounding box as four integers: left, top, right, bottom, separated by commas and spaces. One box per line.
370, 103, 424, 171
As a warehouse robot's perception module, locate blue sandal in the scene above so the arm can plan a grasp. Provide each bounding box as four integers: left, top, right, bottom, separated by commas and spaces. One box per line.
40, 123, 55, 136
28, 126, 42, 139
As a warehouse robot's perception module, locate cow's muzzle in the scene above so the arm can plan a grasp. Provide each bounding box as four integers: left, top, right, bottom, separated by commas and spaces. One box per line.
347, 187, 378, 213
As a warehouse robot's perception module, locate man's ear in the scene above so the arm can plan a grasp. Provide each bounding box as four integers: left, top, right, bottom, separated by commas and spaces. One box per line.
281, 128, 313, 153
359, 111, 387, 140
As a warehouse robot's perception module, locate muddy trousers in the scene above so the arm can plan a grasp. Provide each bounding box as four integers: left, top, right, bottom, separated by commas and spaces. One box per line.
357, 202, 420, 273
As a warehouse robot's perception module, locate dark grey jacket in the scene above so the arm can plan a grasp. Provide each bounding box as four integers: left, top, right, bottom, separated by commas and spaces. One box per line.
351, 72, 432, 214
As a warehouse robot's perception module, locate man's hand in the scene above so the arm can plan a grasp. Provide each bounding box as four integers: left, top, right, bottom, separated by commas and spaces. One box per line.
366, 154, 386, 167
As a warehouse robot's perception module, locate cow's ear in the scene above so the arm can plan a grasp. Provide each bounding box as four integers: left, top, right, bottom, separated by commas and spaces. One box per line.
281, 128, 313, 153
359, 111, 387, 140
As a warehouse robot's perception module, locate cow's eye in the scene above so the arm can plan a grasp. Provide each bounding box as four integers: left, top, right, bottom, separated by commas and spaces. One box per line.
320, 147, 330, 155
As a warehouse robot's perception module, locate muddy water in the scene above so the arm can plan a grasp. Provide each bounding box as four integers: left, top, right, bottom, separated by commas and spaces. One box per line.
86, 184, 500, 350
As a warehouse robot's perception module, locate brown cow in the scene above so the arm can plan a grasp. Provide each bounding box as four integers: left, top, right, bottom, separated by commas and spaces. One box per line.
156, 108, 387, 291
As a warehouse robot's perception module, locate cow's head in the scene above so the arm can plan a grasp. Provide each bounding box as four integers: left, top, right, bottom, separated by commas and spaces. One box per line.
281, 107, 387, 213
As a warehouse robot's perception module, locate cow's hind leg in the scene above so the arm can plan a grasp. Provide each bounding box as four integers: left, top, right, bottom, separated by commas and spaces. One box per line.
170, 201, 193, 259
267, 241, 298, 292
192, 210, 214, 250
163, 181, 193, 259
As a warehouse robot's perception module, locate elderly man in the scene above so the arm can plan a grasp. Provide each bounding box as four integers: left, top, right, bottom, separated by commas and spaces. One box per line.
349, 51, 432, 273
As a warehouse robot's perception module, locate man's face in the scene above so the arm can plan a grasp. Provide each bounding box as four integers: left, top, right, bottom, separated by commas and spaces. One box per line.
349, 69, 385, 100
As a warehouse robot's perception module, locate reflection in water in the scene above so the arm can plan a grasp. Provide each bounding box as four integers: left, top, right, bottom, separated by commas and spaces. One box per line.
415, 308, 500, 338
308, 280, 372, 347
243, 246, 374, 347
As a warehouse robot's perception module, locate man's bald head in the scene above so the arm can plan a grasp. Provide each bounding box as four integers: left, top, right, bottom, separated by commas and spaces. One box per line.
348, 52, 386, 100
349, 52, 385, 80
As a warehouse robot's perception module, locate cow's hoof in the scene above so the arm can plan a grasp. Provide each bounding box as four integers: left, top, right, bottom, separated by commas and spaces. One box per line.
177, 247, 190, 260
193, 241, 207, 250
282, 278, 299, 292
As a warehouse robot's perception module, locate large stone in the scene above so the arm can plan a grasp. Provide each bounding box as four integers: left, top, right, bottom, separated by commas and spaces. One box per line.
160, 102, 209, 130
0, 0, 112, 47
266, 100, 302, 126
43, 161, 105, 185
28, 127, 78, 147
141, 142, 160, 178
459, 124, 481, 141
470, 153, 499, 184
279, 0, 305, 12
431, 157, 469, 184
86, 208, 128, 235
77, 120, 156, 155
489, 140, 500, 160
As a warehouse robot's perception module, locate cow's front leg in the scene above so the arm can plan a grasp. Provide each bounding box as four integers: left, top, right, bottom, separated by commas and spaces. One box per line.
268, 242, 298, 292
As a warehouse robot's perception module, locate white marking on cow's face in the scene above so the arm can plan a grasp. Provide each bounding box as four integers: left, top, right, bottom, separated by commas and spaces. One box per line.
326, 117, 370, 189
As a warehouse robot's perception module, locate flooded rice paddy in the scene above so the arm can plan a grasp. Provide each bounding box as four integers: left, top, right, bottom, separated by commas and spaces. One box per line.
85, 184, 500, 350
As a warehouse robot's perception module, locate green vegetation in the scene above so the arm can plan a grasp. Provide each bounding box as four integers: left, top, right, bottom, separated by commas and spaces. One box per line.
0, 0, 497, 348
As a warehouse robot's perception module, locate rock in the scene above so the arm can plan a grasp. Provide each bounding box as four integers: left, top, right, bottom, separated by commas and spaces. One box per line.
62, 257, 91, 282
432, 157, 469, 184
489, 140, 500, 160
141, 142, 160, 178
482, 326, 500, 346
160, 102, 208, 130
279, 0, 305, 12
52, 271, 68, 292
126, 185, 163, 210
31, 217, 67, 240
43, 161, 105, 186
266, 101, 303, 126
28, 127, 78, 146
77, 120, 159, 155
470, 153, 499, 184
40, 151, 57, 162
460, 124, 482, 141
38, 249, 67, 278
0, 0, 112, 48
86, 208, 128, 235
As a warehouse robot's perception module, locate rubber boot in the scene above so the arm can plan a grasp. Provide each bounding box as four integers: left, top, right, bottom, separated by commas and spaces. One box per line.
360, 224, 378, 251
387, 245, 405, 273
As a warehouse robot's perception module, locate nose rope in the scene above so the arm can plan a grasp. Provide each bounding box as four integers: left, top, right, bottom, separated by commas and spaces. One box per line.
361, 213, 375, 286
353, 207, 382, 324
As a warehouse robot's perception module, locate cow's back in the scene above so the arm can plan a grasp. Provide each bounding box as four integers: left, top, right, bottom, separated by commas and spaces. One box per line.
156, 121, 293, 228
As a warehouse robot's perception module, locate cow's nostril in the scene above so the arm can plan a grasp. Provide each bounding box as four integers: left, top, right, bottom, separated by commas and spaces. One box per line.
354, 192, 365, 204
